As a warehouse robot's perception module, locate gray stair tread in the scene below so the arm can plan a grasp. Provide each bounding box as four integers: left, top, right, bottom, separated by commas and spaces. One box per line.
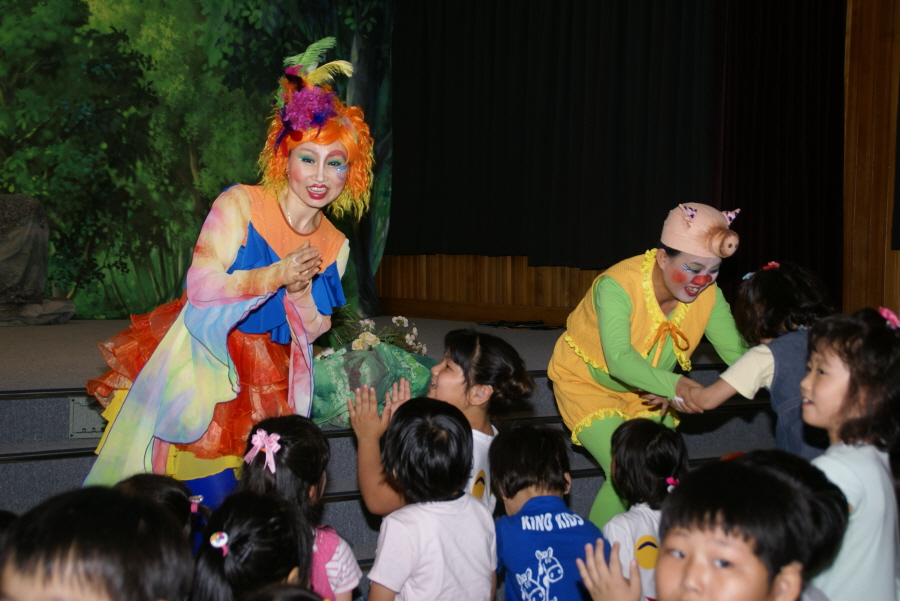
0, 439, 98, 458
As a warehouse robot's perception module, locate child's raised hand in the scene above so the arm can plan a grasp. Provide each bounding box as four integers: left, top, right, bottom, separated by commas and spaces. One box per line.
390, 378, 412, 410
576, 541, 641, 601
347, 385, 392, 443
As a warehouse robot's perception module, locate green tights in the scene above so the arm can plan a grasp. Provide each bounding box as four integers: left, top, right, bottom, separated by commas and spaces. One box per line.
577, 413, 676, 528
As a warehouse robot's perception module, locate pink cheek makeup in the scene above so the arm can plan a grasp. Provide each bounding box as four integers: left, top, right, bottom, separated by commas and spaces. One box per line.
671, 271, 689, 285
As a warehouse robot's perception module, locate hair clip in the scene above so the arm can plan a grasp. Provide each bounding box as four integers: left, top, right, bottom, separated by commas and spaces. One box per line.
189, 495, 203, 514
243, 429, 282, 474
878, 306, 900, 330
743, 261, 780, 281
666, 477, 679, 493
210, 531, 229, 557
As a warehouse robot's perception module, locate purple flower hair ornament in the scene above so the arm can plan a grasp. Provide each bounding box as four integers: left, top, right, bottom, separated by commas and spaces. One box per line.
273, 37, 353, 150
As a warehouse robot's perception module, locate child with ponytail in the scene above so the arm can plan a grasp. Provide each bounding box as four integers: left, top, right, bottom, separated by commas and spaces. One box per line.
192, 491, 303, 601
349, 328, 535, 515
601, 418, 689, 601
238, 415, 361, 601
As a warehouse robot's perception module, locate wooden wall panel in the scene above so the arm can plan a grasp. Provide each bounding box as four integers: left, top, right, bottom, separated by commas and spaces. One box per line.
375, 254, 605, 325
843, 0, 900, 311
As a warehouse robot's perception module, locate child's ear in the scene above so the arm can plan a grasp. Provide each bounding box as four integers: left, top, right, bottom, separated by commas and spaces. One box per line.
308, 472, 327, 503
285, 566, 301, 585
467, 384, 493, 407
771, 561, 803, 601
564, 473, 572, 495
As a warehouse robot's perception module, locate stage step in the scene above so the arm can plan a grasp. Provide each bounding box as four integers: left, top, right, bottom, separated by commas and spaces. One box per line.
0, 346, 777, 597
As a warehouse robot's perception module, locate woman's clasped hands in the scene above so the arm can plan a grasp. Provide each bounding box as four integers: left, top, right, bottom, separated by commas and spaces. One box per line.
283, 241, 323, 294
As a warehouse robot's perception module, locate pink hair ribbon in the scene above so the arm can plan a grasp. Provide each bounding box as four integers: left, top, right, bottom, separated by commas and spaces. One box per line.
879, 306, 900, 330
243, 429, 282, 474
189, 495, 203, 514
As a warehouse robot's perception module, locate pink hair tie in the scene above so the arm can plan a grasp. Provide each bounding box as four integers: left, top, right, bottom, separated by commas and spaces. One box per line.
762, 261, 780, 270
189, 495, 203, 514
243, 429, 282, 474
210, 531, 229, 557
879, 306, 900, 330
666, 477, 680, 493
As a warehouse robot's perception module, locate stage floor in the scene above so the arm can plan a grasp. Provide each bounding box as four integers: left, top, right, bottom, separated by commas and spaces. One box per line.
0, 316, 562, 393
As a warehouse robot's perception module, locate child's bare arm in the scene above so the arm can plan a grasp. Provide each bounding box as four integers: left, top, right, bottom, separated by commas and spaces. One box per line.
347, 385, 406, 515
681, 345, 774, 412
368, 582, 397, 601
682, 378, 740, 411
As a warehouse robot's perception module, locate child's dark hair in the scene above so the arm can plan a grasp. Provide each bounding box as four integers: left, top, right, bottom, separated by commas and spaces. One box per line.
734, 262, 833, 345
0, 487, 191, 601
733, 450, 848, 578
193, 491, 301, 601
660, 460, 841, 583
242, 584, 324, 601
238, 415, 329, 584
611, 418, 689, 509
115, 473, 209, 541
444, 329, 535, 414
807, 307, 900, 450
0, 510, 16, 550
382, 397, 473, 503
489, 424, 570, 500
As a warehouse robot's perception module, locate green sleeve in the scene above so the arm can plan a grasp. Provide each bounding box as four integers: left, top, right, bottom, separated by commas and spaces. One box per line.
704, 286, 749, 365
593, 277, 682, 398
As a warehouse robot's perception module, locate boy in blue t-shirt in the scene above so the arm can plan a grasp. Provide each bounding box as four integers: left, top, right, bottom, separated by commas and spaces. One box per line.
490, 425, 611, 601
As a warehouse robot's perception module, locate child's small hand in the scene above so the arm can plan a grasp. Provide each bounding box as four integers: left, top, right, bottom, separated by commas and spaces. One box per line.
347, 385, 392, 443
390, 378, 412, 411
576, 541, 641, 601
676, 387, 705, 413
671, 377, 705, 413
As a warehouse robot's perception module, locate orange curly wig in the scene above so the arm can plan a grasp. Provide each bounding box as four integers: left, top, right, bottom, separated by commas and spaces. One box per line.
258, 80, 374, 221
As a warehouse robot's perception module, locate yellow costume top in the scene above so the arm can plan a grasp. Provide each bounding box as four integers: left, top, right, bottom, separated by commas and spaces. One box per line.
548, 250, 746, 438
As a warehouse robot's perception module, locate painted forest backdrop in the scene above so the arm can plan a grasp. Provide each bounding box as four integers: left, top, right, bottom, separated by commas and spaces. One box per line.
1, 0, 392, 318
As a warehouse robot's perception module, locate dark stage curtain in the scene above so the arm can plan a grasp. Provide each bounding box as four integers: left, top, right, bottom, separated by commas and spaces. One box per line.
391, 1, 716, 270
713, 1, 845, 306
391, 1, 845, 302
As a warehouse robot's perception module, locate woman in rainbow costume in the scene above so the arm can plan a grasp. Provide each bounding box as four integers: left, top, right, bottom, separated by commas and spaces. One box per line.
547, 203, 747, 527
84, 39, 374, 505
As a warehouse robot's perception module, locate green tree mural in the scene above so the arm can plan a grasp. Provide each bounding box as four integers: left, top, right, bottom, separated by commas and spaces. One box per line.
1, 0, 156, 312
0, 0, 391, 318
